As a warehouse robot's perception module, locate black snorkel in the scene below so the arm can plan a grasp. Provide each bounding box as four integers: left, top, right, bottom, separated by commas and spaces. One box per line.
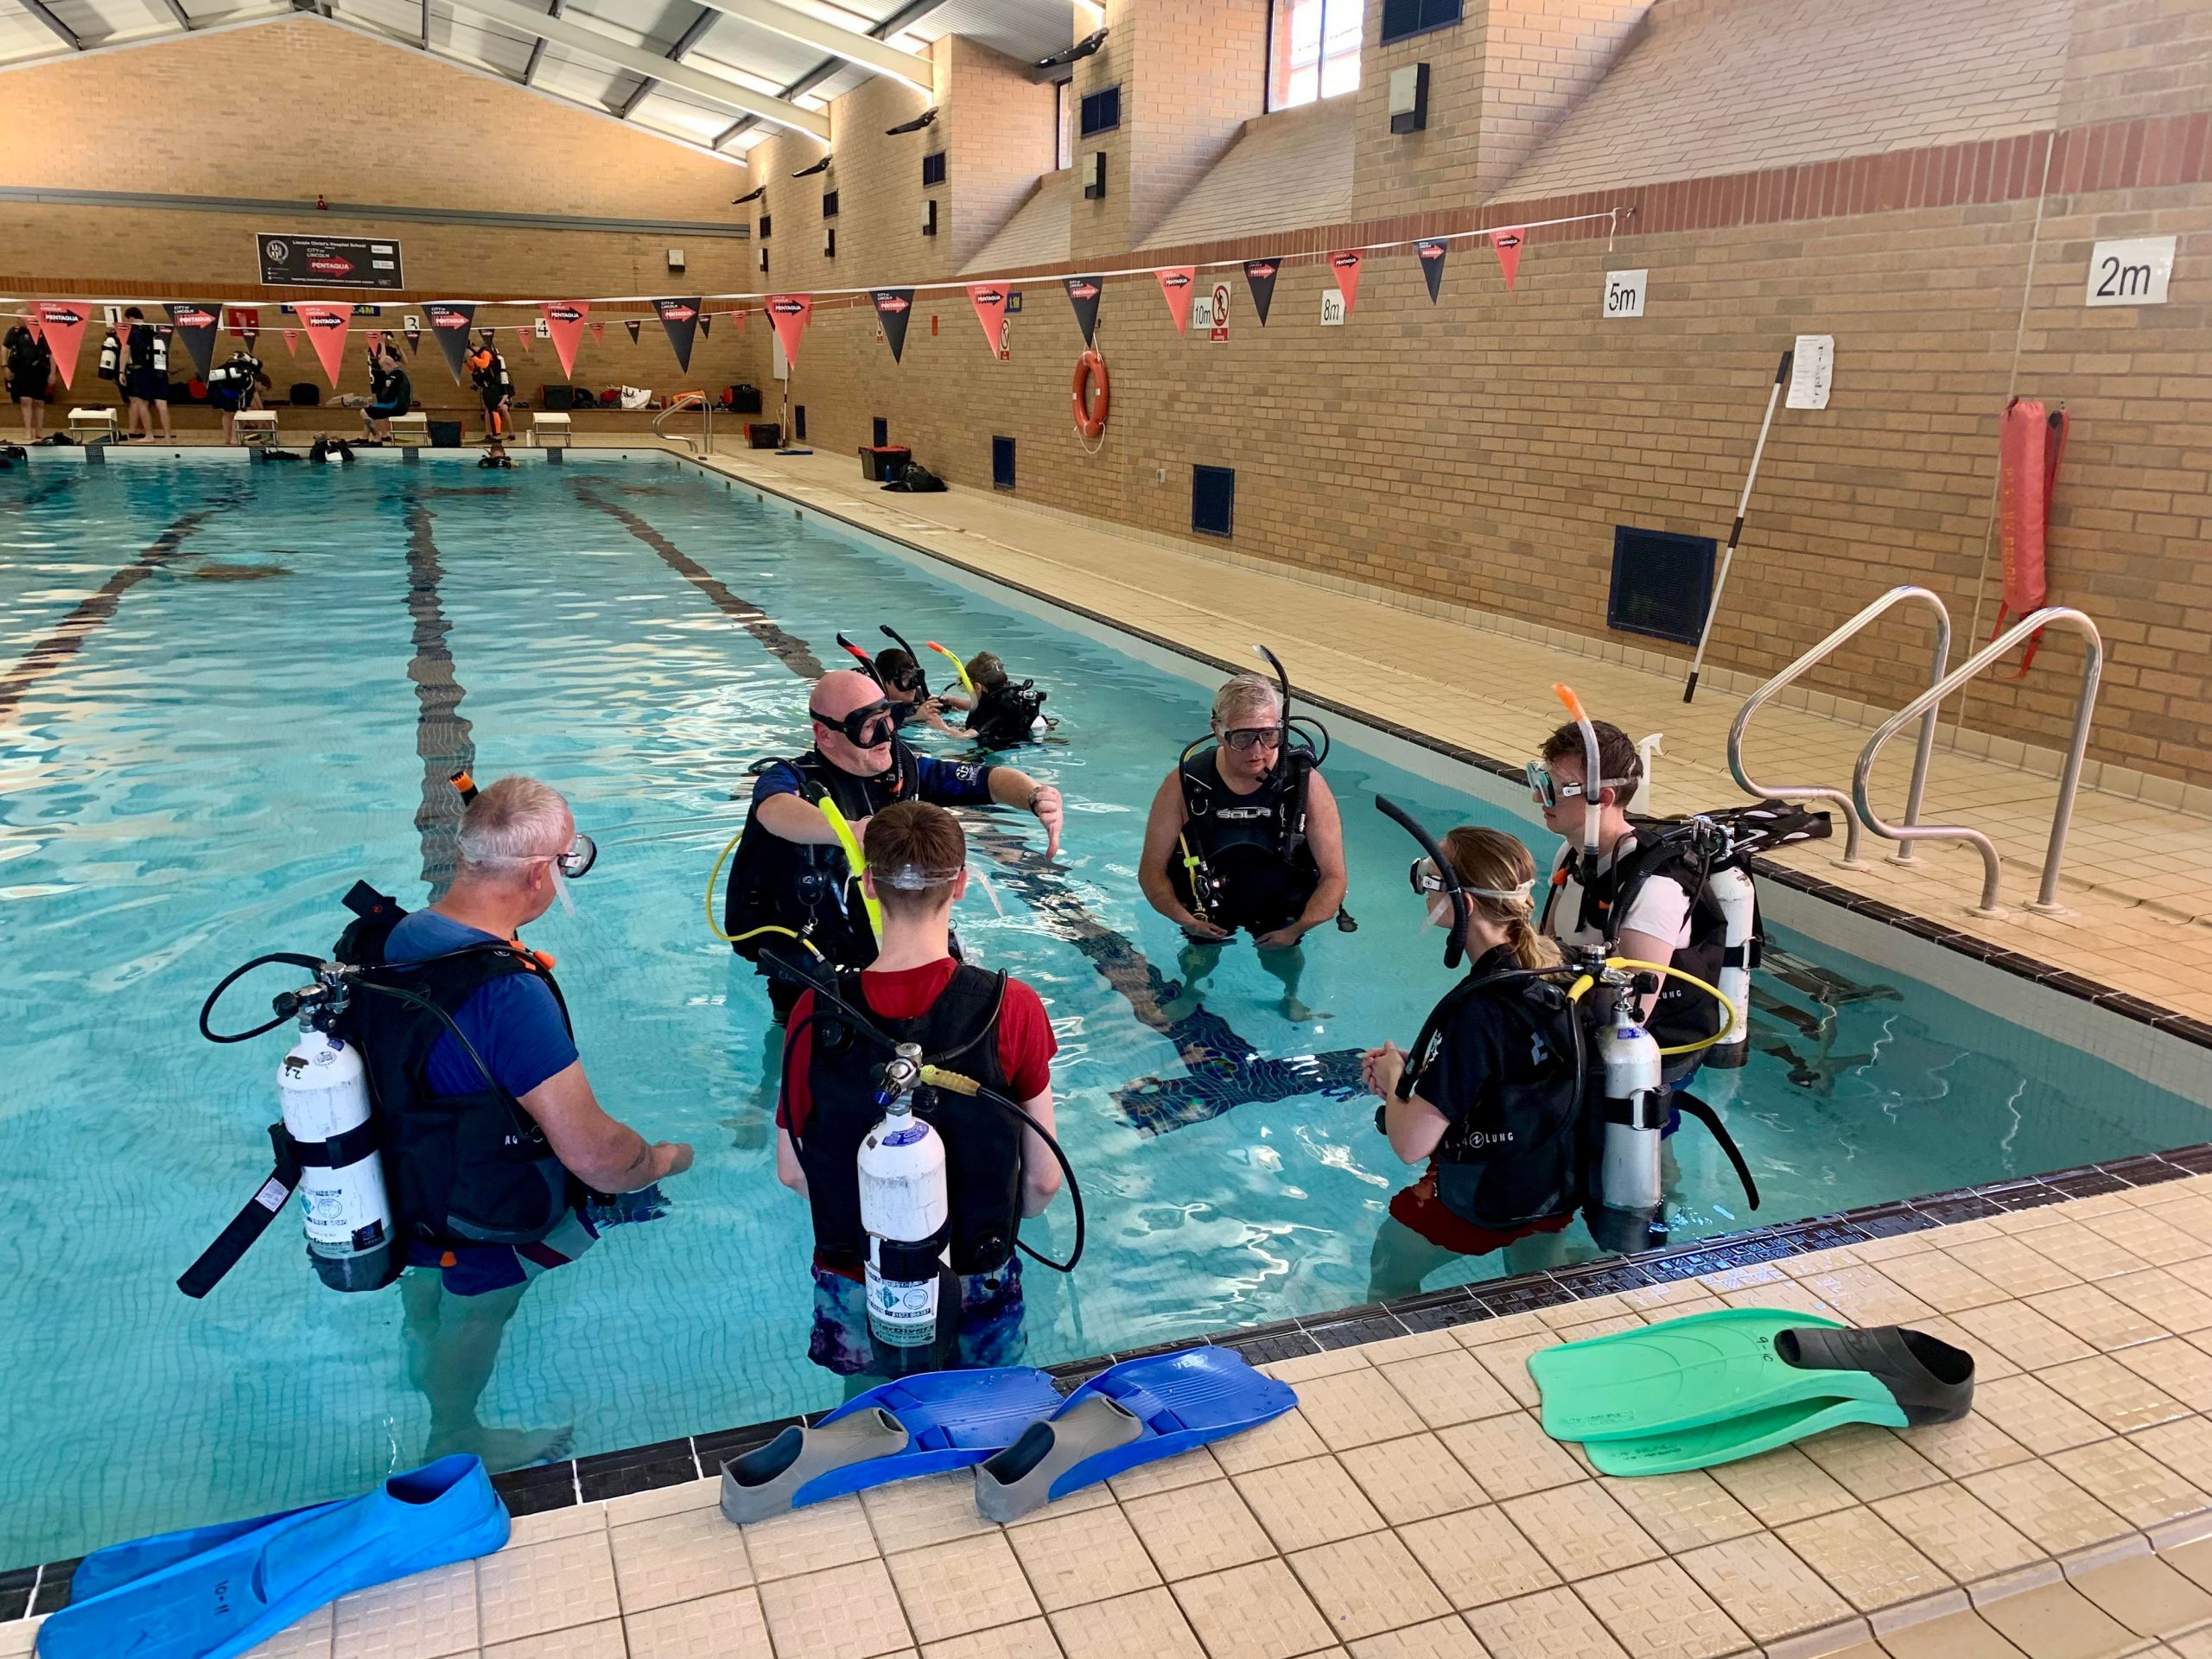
836, 632, 884, 684
880, 624, 929, 697
1376, 795, 1468, 972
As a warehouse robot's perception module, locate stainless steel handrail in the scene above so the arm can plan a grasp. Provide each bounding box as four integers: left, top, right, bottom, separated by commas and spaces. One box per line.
1853, 607, 2102, 915
652, 393, 712, 454
1727, 585, 1953, 869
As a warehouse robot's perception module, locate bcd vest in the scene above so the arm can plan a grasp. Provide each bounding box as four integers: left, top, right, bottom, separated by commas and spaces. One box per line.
968, 680, 1047, 749
796, 964, 1022, 1274
1541, 833, 1732, 1053
725, 746, 922, 972
1173, 745, 1319, 928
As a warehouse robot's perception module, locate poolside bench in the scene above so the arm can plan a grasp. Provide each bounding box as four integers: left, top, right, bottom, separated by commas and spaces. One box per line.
387, 412, 430, 447
233, 410, 279, 446
67, 408, 118, 443
531, 411, 571, 449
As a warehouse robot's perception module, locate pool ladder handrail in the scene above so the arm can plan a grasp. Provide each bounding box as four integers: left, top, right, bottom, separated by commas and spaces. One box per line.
653, 392, 714, 454
1728, 585, 1954, 872
1853, 606, 2102, 917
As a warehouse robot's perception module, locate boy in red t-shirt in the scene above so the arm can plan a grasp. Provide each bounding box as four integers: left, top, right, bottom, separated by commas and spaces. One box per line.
775, 800, 1062, 1377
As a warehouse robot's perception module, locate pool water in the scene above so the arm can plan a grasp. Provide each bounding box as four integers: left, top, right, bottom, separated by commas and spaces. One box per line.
2, 454, 2203, 1565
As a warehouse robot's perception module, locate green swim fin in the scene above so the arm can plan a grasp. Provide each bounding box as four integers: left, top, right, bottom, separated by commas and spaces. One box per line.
1527, 1306, 1974, 1476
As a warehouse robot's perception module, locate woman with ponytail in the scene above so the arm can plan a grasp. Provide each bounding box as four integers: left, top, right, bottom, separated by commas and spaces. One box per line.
1363, 827, 1585, 1298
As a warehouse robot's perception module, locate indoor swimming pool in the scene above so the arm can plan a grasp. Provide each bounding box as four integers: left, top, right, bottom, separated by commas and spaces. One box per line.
2, 452, 2204, 1567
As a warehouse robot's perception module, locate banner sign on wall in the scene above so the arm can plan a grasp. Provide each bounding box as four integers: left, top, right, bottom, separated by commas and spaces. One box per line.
766, 295, 813, 369
164, 303, 222, 378
295, 302, 353, 385
872, 289, 915, 363
541, 302, 588, 376
257, 232, 404, 289
655, 298, 702, 372
1243, 258, 1280, 326
1154, 267, 1195, 335
1064, 276, 1103, 351
1328, 251, 1363, 314
1490, 226, 1526, 291
968, 284, 1010, 356
32, 301, 89, 387
1415, 239, 1447, 304
426, 303, 476, 383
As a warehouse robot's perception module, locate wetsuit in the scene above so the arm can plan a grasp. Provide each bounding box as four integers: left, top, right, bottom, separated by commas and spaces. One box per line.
4, 326, 52, 403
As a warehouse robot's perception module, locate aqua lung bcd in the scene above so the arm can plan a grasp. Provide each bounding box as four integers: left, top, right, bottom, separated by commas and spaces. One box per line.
1173, 646, 1355, 935
761, 941, 1085, 1376
1374, 797, 1763, 1247
96, 331, 122, 385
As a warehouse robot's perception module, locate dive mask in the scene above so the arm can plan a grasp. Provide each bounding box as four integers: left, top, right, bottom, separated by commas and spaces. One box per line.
1220, 726, 1282, 753
1524, 760, 1635, 810
812, 699, 897, 747
1408, 858, 1532, 905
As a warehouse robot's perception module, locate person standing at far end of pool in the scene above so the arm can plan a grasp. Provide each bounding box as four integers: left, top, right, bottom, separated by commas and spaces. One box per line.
723, 668, 1064, 1026
119, 307, 174, 442
774, 801, 1063, 1382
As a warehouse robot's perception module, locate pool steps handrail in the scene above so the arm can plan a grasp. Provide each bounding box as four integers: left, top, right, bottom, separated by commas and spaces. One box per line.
1852, 606, 2103, 917
653, 394, 714, 454
1728, 584, 1954, 872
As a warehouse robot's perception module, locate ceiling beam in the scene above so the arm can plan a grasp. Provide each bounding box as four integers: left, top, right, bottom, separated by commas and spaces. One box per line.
18, 0, 83, 48
519, 0, 556, 82
693, 0, 929, 88
711, 0, 945, 149
441, 0, 830, 134
613, 3, 715, 118
157, 0, 194, 28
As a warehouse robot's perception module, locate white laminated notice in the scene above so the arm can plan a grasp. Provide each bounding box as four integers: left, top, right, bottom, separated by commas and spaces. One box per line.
1787, 334, 1834, 410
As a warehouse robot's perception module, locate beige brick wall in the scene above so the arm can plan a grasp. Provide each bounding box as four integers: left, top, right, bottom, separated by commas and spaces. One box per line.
2060, 0, 2212, 128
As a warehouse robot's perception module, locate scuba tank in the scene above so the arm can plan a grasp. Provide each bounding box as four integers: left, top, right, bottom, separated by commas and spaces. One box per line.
97, 331, 121, 384
278, 1024, 396, 1293
1593, 982, 1665, 1216
1705, 866, 1758, 1069
857, 1041, 958, 1374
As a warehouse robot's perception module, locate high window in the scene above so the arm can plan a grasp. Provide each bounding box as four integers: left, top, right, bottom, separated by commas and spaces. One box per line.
1269, 0, 1361, 110
1054, 80, 1074, 169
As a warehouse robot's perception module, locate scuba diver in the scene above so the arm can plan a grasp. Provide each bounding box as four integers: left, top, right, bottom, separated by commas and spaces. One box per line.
206, 348, 271, 445
772, 801, 1071, 1382
718, 668, 1065, 1024
119, 307, 174, 442
467, 334, 514, 437
185, 776, 693, 1469
6, 316, 54, 442
834, 624, 973, 736
1139, 650, 1348, 1022
362, 337, 413, 442
1363, 827, 1580, 1298
961, 652, 1052, 750
480, 435, 513, 469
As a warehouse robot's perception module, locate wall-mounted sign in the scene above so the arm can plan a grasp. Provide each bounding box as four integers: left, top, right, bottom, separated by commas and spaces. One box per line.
1603, 269, 1646, 318
1320, 290, 1346, 327
2084, 236, 2175, 307
1786, 334, 1834, 410
257, 234, 404, 289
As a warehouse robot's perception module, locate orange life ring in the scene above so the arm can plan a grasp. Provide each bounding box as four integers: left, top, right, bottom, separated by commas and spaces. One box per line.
1071, 351, 1109, 440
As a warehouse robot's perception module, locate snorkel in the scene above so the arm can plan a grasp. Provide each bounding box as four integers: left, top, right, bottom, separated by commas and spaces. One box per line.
924, 641, 976, 698
1552, 683, 1605, 873
836, 632, 884, 683
1254, 644, 1292, 766
879, 624, 931, 697
1376, 797, 1469, 973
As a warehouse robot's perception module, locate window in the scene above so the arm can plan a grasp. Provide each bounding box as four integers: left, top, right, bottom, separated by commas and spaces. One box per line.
822, 189, 839, 218
1270, 0, 1361, 109
1192, 466, 1235, 537
1378, 0, 1458, 45
1607, 526, 1715, 646
992, 435, 1015, 490
1054, 81, 1074, 169
1078, 85, 1121, 136
758, 213, 772, 240
873, 417, 889, 447
921, 151, 947, 188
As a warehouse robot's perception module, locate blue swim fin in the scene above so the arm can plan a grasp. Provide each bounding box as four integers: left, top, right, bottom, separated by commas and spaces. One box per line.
721, 1366, 1065, 1522
975, 1348, 1296, 1522
36, 1456, 509, 1659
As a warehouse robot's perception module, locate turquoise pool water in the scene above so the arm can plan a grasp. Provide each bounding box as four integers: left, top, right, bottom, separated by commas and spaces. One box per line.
2, 454, 2204, 1565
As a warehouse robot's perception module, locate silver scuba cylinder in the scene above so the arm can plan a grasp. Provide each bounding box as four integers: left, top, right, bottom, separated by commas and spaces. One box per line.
1595, 991, 1664, 1214
279, 1025, 396, 1292
856, 1042, 957, 1372
1706, 866, 1757, 1070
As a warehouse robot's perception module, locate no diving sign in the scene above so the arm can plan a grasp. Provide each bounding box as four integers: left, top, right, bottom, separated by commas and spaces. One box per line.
1192, 282, 1230, 342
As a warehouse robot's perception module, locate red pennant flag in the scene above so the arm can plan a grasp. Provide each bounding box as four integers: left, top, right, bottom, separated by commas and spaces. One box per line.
295, 303, 353, 386
541, 302, 588, 377
590, 320, 605, 344
766, 295, 813, 370
1489, 226, 1526, 291
1154, 267, 1197, 335
1328, 251, 1363, 314
514, 326, 535, 356
281, 330, 298, 358
31, 301, 90, 388
967, 284, 1010, 356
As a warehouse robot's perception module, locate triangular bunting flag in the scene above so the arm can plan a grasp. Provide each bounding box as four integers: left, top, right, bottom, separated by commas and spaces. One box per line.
699, 314, 713, 339
626, 318, 642, 344
590, 320, 604, 344
403, 315, 422, 356
873, 289, 915, 364
1415, 238, 1447, 304
296, 303, 353, 386
281, 330, 298, 359
1490, 226, 1526, 291
968, 284, 1010, 356
766, 295, 813, 370
426, 303, 476, 384
31, 301, 89, 388
1243, 258, 1281, 327
655, 297, 702, 372
1328, 251, 1363, 314
165, 303, 221, 379
514, 326, 535, 355
1064, 276, 1103, 351
1154, 267, 1196, 335
541, 302, 588, 377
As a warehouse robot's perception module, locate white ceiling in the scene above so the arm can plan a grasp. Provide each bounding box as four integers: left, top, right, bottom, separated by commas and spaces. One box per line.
1, 0, 1076, 161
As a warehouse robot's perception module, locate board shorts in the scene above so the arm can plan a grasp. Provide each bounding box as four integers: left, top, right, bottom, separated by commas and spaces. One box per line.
405, 1206, 601, 1297
808, 1255, 1026, 1376
367, 399, 408, 419
126, 367, 169, 402
1387, 1172, 1574, 1257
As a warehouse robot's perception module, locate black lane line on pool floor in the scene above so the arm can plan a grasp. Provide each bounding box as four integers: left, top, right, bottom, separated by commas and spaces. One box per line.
404, 499, 475, 898
571, 481, 1367, 1133
0, 508, 217, 720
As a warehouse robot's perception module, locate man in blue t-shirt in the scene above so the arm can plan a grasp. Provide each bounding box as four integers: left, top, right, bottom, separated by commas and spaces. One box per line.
390, 775, 693, 1471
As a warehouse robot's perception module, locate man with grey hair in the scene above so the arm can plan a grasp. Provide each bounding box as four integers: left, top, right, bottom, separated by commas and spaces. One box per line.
1140, 673, 1348, 1021
371, 774, 693, 1470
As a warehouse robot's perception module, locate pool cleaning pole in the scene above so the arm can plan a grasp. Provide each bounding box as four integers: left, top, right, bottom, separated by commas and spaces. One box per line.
1683, 347, 1792, 704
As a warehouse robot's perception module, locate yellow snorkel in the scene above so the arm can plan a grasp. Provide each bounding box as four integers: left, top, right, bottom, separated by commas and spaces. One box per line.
924, 642, 975, 698
818, 797, 883, 941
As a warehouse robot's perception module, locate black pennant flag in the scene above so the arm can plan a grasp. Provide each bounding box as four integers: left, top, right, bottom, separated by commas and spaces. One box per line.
1415, 238, 1447, 303
1064, 275, 1103, 351
403, 315, 421, 355
164, 303, 221, 379
654, 297, 702, 372
1242, 258, 1281, 327
425, 302, 476, 385
873, 289, 916, 363
626, 318, 642, 344
699, 314, 713, 339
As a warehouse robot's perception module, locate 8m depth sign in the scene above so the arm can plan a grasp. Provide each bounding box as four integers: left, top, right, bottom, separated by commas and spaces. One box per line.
257, 233, 405, 290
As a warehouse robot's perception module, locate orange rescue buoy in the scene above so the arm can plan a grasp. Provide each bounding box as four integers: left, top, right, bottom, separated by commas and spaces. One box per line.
1071, 350, 1109, 440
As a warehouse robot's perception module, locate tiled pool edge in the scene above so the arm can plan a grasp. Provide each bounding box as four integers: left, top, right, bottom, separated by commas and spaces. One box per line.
7, 1141, 2209, 1619
698, 460, 2212, 1056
